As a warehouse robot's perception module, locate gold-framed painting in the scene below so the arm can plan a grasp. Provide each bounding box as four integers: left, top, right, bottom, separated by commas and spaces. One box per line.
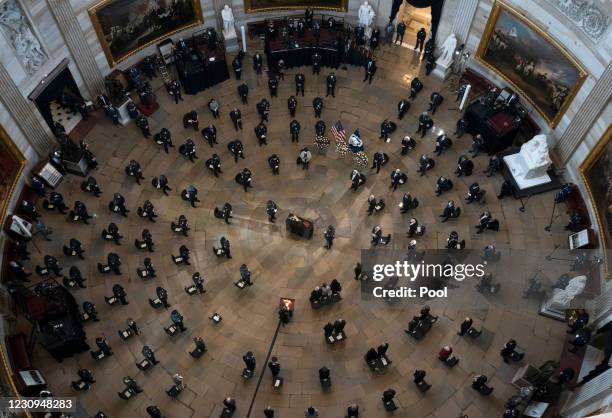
475, 1, 587, 128
580, 126, 612, 279
88, 0, 203, 67
0, 124, 26, 225
244, 0, 348, 13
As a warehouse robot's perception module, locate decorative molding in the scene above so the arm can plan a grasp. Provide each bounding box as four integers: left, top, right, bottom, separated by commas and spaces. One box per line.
0, 0, 48, 75
544, 0, 609, 42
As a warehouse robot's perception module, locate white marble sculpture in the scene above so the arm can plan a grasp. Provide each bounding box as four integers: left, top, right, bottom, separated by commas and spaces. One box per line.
358, 1, 375, 27
546, 275, 587, 310
0, 0, 47, 75
437, 33, 457, 67
221, 5, 236, 37
516, 134, 552, 178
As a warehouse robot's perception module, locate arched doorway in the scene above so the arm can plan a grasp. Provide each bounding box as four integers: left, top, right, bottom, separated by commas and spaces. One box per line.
395, 2, 431, 49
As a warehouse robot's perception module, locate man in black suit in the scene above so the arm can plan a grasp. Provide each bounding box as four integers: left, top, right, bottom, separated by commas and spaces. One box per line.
326, 73, 337, 97
253, 52, 263, 74
268, 76, 278, 97
398, 99, 410, 119
230, 108, 242, 131
238, 83, 249, 104
232, 57, 242, 80
364, 57, 376, 84
312, 52, 322, 74
295, 73, 305, 96
415, 28, 427, 52
288, 96, 297, 117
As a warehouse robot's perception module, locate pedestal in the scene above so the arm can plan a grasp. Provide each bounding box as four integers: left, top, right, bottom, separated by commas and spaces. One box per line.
223, 28, 239, 53
503, 152, 552, 190
432, 59, 452, 81
117, 99, 132, 126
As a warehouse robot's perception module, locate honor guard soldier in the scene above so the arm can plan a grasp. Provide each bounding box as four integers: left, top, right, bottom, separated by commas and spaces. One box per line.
167, 80, 183, 103
232, 56, 242, 80
288, 96, 298, 117
255, 122, 268, 146
290, 119, 301, 142
326, 73, 337, 97
268, 76, 279, 97
125, 160, 145, 184
238, 83, 249, 104
268, 154, 280, 175
253, 52, 263, 74
201, 124, 218, 147
136, 115, 151, 138
364, 57, 376, 84
257, 99, 270, 122
110, 192, 129, 216
206, 153, 222, 177
182, 110, 199, 130
312, 52, 322, 74
415, 27, 426, 52
228, 139, 245, 162
295, 73, 305, 96
152, 175, 172, 195
313, 97, 323, 118
428, 92, 444, 114
398, 99, 410, 119
154, 128, 174, 153
410, 77, 423, 99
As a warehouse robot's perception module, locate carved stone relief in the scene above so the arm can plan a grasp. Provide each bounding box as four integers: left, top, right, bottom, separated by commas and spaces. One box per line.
545, 0, 609, 42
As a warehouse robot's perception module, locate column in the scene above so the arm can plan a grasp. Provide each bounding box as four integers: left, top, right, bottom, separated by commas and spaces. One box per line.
47, 0, 104, 98
0, 66, 54, 156
450, 0, 478, 44
555, 63, 612, 163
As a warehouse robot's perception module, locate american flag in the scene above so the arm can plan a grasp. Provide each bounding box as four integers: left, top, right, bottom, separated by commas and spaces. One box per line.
331, 120, 346, 142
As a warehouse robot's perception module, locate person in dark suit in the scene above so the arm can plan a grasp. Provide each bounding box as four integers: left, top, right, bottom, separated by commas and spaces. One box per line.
136, 115, 151, 138
312, 52, 322, 74
440, 200, 460, 222
290, 119, 300, 143
206, 154, 222, 177
415, 28, 427, 52
254, 122, 268, 146
253, 52, 263, 74
416, 111, 433, 137
434, 134, 452, 156
395, 21, 407, 45
456, 155, 474, 177
313, 97, 323, 118
455, 117, 468, 137
201, 124, 218, 147
295, 73, 305, 96
268, 154, 280, 175
125, 160, 145, 185
288, 96, 298, 117
428, 92, 444, 114
326, 73, 337, 97
232, 56, 242, 80
238, 83, 249, 104
398, 99, 410, 119
363, 57, 376, 84
228, 139, 245, 162
230, 108, 242, 131
268, 76, 279, 97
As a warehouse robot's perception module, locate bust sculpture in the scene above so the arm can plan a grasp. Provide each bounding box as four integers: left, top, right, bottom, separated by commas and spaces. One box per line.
437, 33, 457, 66
358, 1, 374, 27
221, 5, 235, 36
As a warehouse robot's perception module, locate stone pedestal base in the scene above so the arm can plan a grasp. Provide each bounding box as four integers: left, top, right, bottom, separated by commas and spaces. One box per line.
117, 99, 132, 126
503, 153, 552, 190
224, 29, 239, 53
432, 60, 452, 81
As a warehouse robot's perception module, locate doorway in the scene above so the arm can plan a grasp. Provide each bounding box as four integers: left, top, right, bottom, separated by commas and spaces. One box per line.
396, 3, 431, 49
28, 59, 85, 135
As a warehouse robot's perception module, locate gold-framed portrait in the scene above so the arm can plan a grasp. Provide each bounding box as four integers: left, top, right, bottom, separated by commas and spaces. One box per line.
244, 0, 348, 13
0, 124, 26, 225
88, 0, 203, 67
580, 126, 612, 279
475, 1, 587, 128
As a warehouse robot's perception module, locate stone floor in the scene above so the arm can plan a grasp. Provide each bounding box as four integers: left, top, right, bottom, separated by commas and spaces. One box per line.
20, 36, 575, 418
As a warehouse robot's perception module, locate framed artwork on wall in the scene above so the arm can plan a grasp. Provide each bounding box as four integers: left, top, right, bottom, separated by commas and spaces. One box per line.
88, 0, 203, 67
580, 126, 612, 279
475, 1, 587, 128
0, 124, 26, 224
244, 0, 348, 13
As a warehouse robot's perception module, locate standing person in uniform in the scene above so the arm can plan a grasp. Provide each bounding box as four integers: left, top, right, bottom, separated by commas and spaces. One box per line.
232, 56, 242, 80
364, 57, 376, 84
395, 21, 407, 45
326, 73, 337, 97
295, 73, 305, 96
415, 28, 427, 53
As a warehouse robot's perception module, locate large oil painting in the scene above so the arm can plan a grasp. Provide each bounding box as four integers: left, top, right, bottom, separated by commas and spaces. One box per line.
88, 0, 203, 67
580, 127, 612, 279
0, 124, 25, 225
476, 1, 587, 128
244, 0, 347, 13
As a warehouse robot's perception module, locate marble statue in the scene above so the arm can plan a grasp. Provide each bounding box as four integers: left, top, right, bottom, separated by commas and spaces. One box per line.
358, 1, 375, 27
546, 275, 587, 310
437, 33, 458, 67
221, 5, 235, 36
0, 0, 47, 74
516, 134, 552, 178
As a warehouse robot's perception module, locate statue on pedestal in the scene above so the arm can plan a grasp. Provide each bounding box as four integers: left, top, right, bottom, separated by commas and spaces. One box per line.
221, 5, 235, 37
545, 275, 587, 311
437, 33, 457, 67
515, 134, 552, 179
